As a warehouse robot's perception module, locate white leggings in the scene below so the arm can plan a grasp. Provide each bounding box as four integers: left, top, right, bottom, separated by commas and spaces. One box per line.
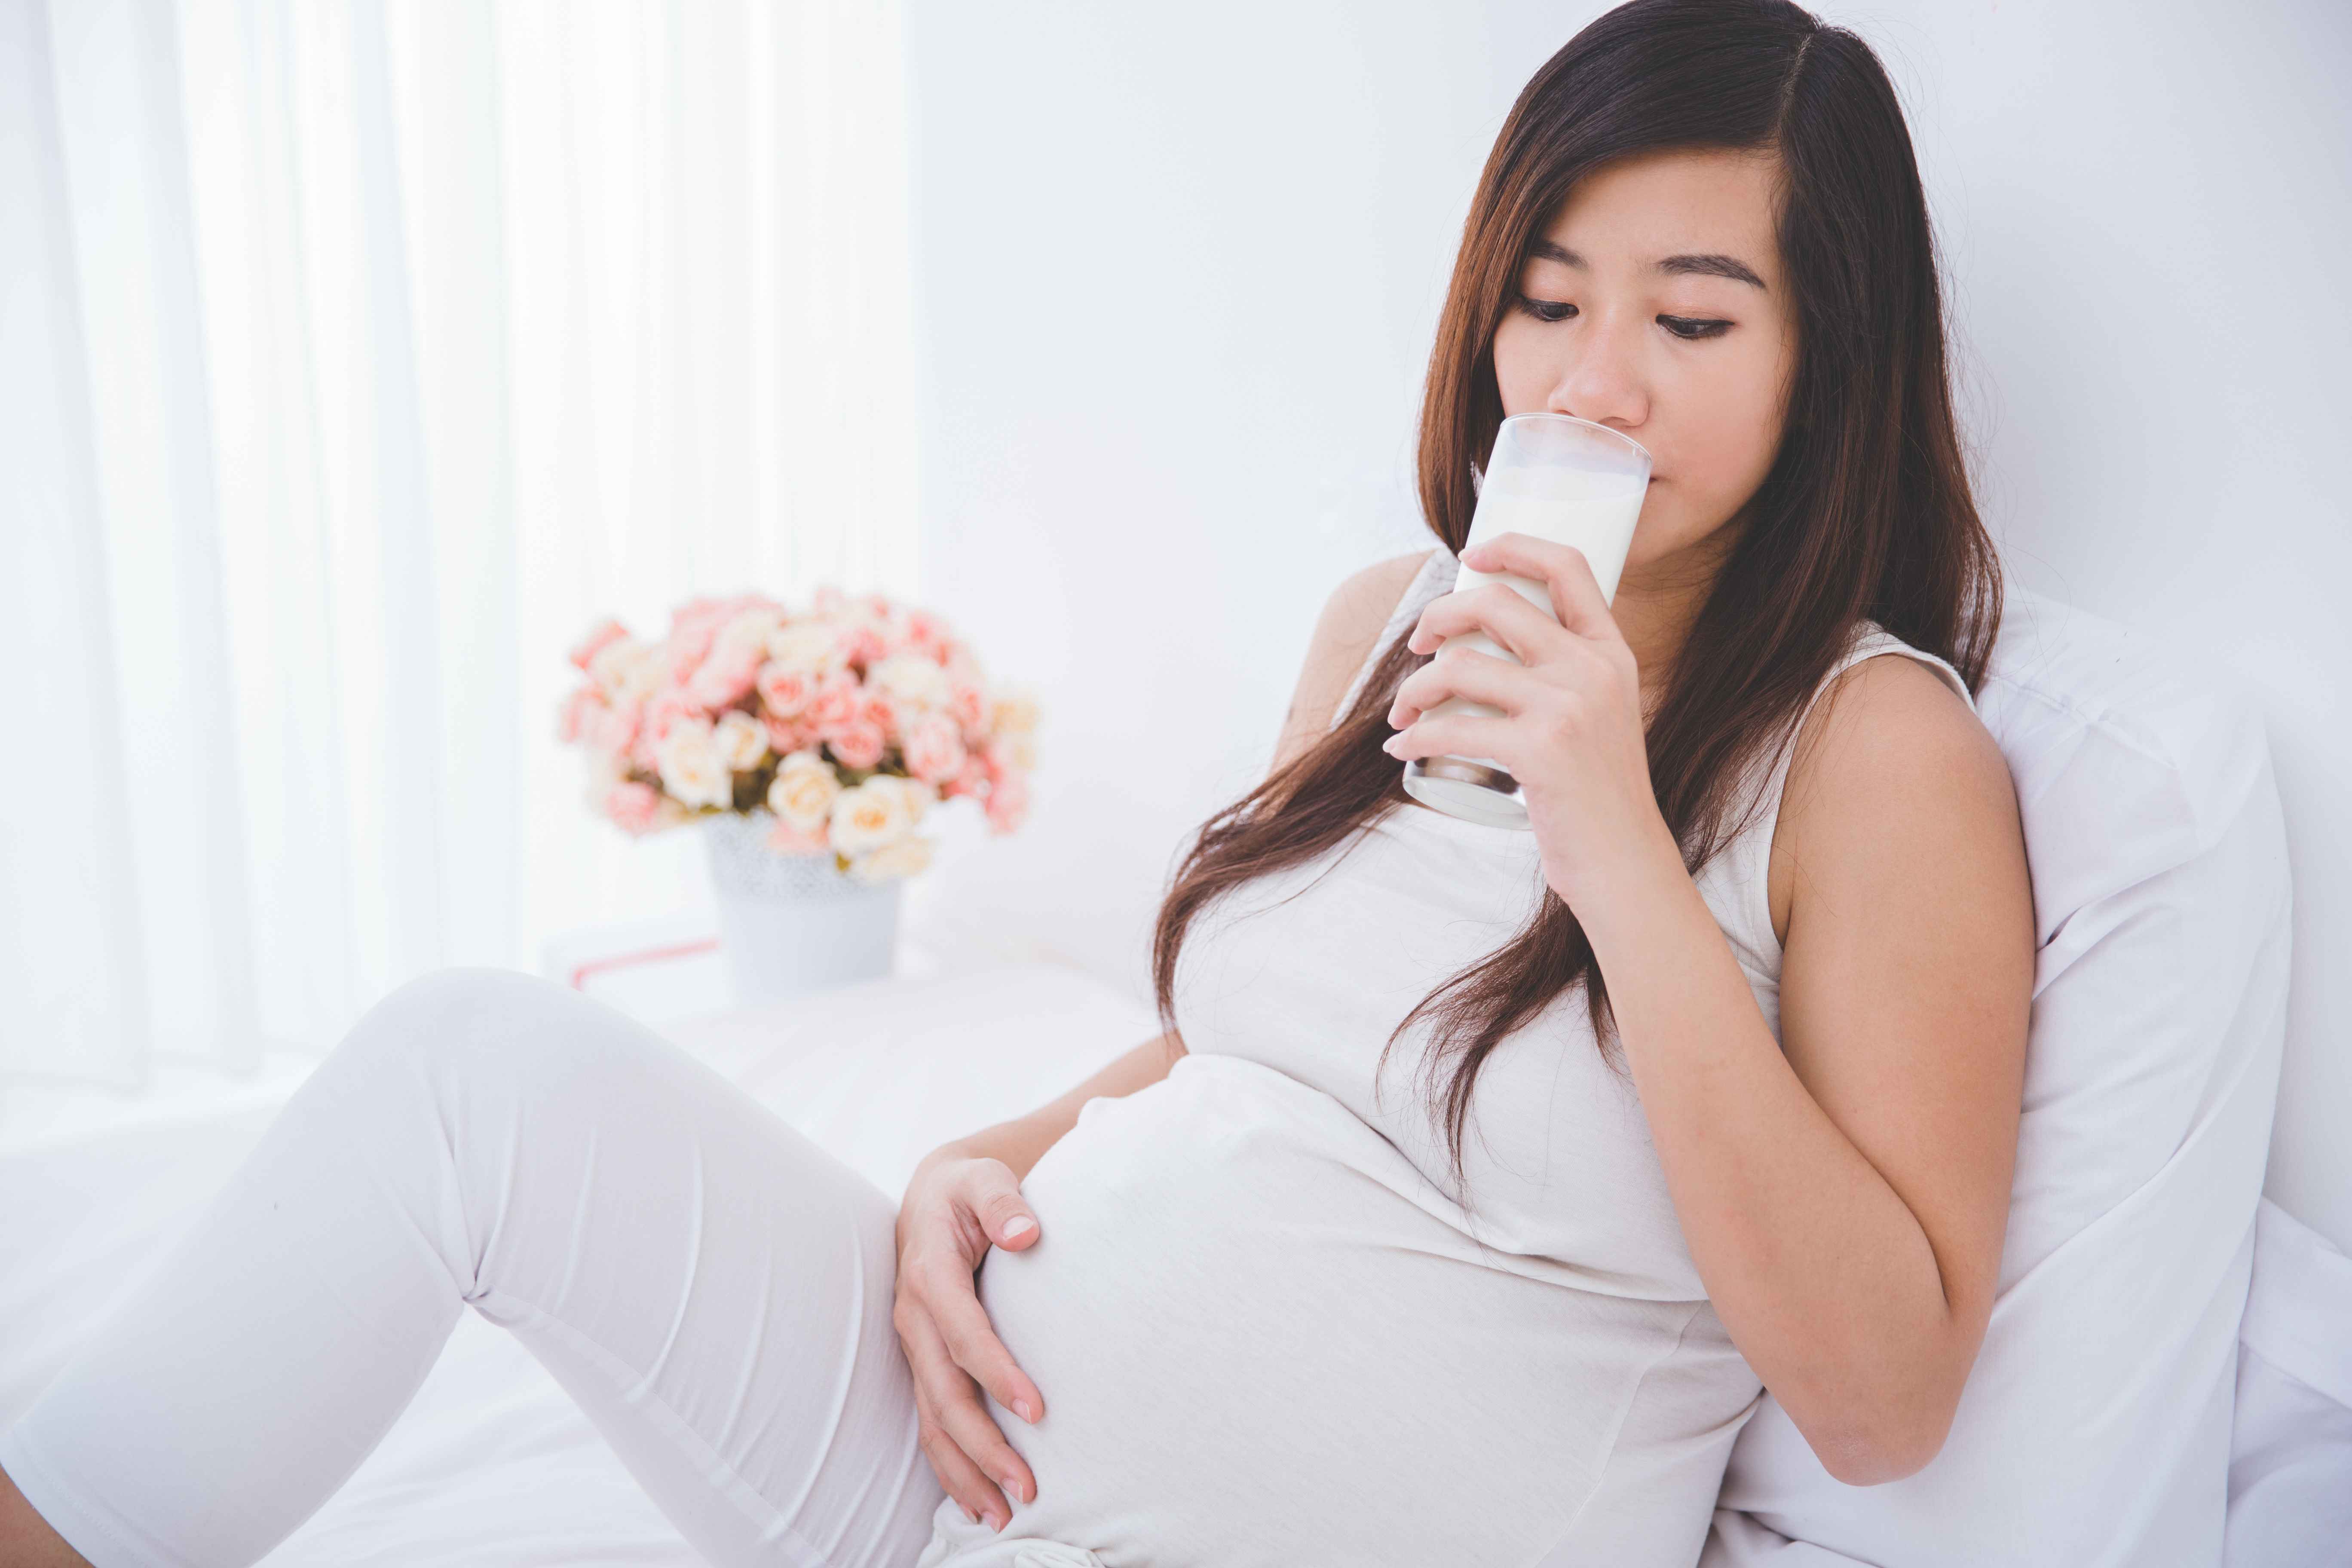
0, 967, 951, 1568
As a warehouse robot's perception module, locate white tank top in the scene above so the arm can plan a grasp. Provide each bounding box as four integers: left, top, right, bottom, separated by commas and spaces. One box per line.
919, 542, 1976, 1568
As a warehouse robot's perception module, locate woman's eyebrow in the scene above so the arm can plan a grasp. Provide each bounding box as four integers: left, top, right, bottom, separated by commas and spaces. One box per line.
1526, 239, 1768, 291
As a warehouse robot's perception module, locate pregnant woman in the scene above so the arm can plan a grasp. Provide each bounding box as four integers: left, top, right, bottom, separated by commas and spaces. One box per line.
0, 1, 2035, 1565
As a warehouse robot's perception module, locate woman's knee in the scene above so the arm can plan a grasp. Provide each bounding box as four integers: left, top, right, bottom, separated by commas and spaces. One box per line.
331, 965, 629, 1096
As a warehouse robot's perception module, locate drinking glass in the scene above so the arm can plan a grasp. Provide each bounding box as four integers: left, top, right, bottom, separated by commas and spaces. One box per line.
1400, 412, 1653, 829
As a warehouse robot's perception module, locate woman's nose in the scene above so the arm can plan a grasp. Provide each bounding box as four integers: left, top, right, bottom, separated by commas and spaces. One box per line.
1545, 314, 1649, 431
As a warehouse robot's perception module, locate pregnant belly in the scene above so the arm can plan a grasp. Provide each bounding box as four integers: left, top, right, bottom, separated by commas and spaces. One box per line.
913, 1053, 1703, 1568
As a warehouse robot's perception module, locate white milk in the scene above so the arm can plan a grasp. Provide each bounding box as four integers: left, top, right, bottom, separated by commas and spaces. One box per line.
1427, 465, 1647, 723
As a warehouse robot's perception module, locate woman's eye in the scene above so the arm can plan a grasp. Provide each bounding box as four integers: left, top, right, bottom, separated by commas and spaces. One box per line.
1512, 296, 1729, 340
1659, 315, 1733, 340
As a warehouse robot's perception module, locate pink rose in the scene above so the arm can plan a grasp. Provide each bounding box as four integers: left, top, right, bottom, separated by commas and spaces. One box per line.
756, 660, 817, 719
903, 714, 968, 785
670, 594, 735, 634
568, 618, 629, 672
556, 684, 605, 744
946, 680, 988, 736
805, 674, 863, 730
827, 720, 887, 771
594, 698, 642, 759
943, 754, 989, 800
667, 623, 720, 683
667, 599, 730, 646
812, 585, 849, 616
605, 780, 663, 835
662, 596, 742, 681
903, 609, 949, 659
835, 622, 887, 670
858, 688, 901, 735
983, 769, 1029, 834
762, 714, 811, 755
633, 689, 705, 771
686, 640, 762, 708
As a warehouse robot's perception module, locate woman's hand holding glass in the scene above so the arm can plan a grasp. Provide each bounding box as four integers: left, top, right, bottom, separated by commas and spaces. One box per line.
892, 1148, 1047, 1532
1382, 530, 1673, 913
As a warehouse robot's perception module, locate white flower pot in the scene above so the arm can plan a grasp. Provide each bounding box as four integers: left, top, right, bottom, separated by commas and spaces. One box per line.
701, 810, 901, 1007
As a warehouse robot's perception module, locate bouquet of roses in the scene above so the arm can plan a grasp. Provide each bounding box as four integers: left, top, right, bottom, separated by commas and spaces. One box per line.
556, 586, 1037, 884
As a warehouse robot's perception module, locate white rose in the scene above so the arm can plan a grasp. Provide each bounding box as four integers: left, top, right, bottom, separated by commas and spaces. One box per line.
655, 719, 732, 808
717, 604, 787, 654
851, 831, 934, 884
988, 689, 1040, 736
586, 635, 639, 689
941, 647, 986, 688
828, 775, 917, 856
871, 651, 951, 712
996, 732, 1038, 772
712, 710, 769, 772
888, 771, 931, 825
583, 746, 628, 792
590, 636, 663, 703
766, 752, 841, 833
766, 620, 847, 677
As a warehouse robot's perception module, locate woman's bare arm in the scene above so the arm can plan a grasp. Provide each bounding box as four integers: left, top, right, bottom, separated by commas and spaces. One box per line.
916, 1029, 1185, 1184
1576, 653, 2034, 1486
1268, 548, 1436, 778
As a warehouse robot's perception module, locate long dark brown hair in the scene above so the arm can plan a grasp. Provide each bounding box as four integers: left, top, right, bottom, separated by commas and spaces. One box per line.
1149, 0, 2003, 1211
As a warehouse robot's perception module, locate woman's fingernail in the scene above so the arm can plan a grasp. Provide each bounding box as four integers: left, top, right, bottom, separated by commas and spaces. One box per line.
1001, 1473, 1024, 1501
1012, 1396, 1036, 1421
960, 1504, 979, 1524
1001, 1215, 1035, 1241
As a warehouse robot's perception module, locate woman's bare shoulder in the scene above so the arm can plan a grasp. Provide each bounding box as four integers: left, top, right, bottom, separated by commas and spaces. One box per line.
1769, 651, 2019, 951
1315, 548, 1438, 692
1343, 547, 1440, 623
1270, 548, 1440, 774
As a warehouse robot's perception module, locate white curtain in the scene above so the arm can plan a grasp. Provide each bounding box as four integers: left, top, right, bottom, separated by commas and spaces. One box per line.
0, 0, 918, 1087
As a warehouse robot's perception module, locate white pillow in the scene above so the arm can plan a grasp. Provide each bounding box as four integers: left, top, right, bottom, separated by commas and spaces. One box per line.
1703, 582, 2296, 1568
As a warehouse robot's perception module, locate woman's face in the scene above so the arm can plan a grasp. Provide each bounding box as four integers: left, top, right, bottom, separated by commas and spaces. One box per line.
1489, 146, 1798, 580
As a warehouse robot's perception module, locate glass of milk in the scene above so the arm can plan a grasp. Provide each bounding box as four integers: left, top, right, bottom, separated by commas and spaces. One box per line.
1400, 412, 1652, 830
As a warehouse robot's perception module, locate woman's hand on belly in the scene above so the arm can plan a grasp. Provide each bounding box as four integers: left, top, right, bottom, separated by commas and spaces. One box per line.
894, 1148, 1049, 1532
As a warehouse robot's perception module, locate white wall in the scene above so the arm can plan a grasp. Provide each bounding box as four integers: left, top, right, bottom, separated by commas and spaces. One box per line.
899, 1, 2352, 1250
